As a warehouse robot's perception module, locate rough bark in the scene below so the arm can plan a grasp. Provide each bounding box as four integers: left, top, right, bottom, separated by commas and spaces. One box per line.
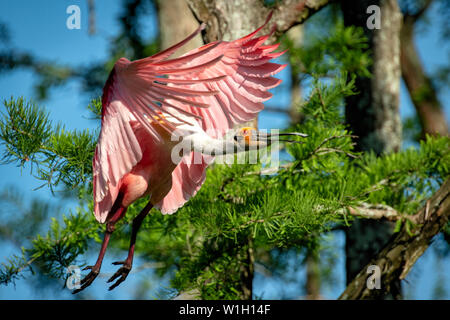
342, 0, 403, 299
187, 0, 330, 43
400, 10, 449, 137
339, 178, 450, 300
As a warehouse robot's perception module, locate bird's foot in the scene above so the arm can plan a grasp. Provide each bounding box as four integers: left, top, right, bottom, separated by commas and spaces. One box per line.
107, 260, 132, 291
72, 265, 100, 294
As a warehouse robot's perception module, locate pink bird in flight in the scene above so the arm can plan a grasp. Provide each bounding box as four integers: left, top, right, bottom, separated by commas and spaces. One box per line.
73, 13, 307, 293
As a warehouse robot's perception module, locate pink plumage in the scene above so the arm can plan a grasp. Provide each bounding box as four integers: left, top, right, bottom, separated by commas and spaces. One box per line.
93, 14, 286, 223
74, 12, 288, 293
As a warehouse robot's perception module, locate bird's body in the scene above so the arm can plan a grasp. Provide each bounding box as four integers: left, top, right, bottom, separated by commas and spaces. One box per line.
73, 13, 306, 293
96, 96, 213, 217
118, 115, 177, 209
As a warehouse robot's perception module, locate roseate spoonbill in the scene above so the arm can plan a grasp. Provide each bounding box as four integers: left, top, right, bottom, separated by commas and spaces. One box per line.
73, 14, 307, 293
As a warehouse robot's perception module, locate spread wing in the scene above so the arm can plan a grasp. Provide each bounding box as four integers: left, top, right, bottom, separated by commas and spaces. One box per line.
165, 33, 286, 138
93, 23, 225, 223
157, 14, 286, 214
93, 12, 286, 221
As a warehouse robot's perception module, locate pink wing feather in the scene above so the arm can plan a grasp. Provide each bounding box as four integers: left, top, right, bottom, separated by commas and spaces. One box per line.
156, 16, 286, 214
93, 13, 286, 221
93, 99, 143, 223
93, 24, 224, 222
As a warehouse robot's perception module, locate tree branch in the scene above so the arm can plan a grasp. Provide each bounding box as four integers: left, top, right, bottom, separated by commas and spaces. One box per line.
339, 178, 450, 299
346, 203, 421, 224
87, 0, 96, 35
400, 1, 449, 137
273, 0, 332, 34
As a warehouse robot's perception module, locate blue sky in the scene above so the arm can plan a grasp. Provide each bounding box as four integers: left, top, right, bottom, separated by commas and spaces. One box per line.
0, 0, 449, 299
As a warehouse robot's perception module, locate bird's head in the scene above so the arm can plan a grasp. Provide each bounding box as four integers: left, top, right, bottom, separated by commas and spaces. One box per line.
233, 127, 308, 150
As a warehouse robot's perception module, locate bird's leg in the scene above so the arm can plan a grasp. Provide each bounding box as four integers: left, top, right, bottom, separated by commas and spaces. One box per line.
107, 201, 154, 291
72, 201, 127, 294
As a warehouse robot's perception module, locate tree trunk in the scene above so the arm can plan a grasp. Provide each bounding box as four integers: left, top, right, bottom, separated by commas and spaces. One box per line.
239, 237, 255, 300
305, 248, 321, 299
155, 0, 203, 56
400, 15, 449, 138
341, 0, 403, 299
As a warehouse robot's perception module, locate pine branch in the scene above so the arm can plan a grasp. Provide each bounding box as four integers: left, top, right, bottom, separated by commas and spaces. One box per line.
0, 214, 100, 286
345, 203, 421, 224
87, 0, 96, 35
263, 106, 290, 114
339, 178, 450, 299
0, 97, 97, 190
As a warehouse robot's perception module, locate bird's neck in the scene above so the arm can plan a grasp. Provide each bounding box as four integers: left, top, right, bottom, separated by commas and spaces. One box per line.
194, 137, 240, 156
167, 127, 239, 164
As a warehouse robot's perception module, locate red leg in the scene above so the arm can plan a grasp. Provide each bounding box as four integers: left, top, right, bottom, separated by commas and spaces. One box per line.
72, 200, 127, 294
107, 201, 153, 290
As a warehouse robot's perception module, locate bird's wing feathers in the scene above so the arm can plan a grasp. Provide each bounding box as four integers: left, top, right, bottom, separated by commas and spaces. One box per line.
164, 23, 286, 138
93, 100, 142, 223
157, 15, 286, 214
156, 152, 211, 215
94, 13, 285, 219
93, 24, 223, 222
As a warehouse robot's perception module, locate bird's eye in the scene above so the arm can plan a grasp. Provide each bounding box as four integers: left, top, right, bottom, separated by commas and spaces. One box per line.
233, 135, 238, 142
